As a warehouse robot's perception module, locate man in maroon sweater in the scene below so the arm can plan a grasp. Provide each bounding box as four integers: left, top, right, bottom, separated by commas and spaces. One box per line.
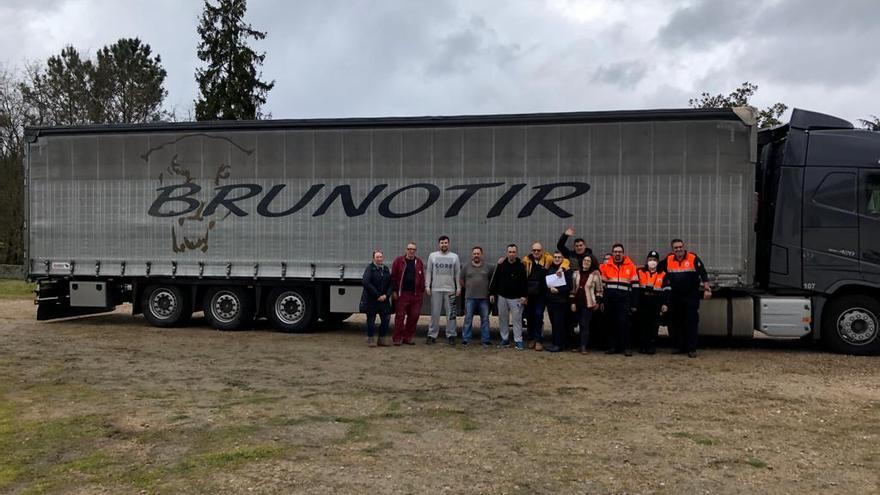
390, 242, 425, 345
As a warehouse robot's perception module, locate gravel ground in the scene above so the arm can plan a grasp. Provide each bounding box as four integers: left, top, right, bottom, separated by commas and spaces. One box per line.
0, 299, 878, 494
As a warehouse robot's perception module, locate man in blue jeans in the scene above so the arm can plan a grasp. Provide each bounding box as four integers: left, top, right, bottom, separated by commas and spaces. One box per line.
460, 246, 494, 347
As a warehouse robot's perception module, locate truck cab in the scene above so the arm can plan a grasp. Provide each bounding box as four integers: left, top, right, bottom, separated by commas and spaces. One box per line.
757, 109, 880, 354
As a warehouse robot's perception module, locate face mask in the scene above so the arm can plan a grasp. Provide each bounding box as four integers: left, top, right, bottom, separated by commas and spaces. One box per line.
647, 260, 658, 270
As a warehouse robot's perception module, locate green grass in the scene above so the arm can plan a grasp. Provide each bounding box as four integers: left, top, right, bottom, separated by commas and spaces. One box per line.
672, 431, 718, 446
0, 280, 33, 299
177, 446, 286, 472
0, 392, 110, 492
745, 456, 768, 468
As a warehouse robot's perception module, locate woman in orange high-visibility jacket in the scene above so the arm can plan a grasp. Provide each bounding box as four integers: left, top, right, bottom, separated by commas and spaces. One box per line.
635, 251, 670, 354
599, 243, 639, 356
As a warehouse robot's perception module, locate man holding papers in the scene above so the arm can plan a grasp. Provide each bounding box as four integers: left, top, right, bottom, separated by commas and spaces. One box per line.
544, 251, 573, 353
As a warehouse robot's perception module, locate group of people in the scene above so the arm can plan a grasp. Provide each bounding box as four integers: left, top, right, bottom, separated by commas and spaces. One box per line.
360, 228, 711, 358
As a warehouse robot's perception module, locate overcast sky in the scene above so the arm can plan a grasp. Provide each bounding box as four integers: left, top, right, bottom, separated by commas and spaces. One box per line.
1, 0, 877, 124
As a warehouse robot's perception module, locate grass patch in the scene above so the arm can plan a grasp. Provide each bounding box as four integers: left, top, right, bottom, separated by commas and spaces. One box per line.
425, 408, 467, 419
0, 393, 110, 492
338, 417, 371, 443
460, 417, 479, 431
0, 280, 33, 300
177, 445, 285, 472
672, 431, 717, 446
745, 456, 768, 468
362, 440, 393, 455
422, 407, 479, 431
58, 452, 114, 474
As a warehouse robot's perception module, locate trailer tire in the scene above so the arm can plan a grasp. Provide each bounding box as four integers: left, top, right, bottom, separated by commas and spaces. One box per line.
822, 294, 880, 355
266, 287, 314, 332
204, 287, 254, 331
142, 285, 191, 327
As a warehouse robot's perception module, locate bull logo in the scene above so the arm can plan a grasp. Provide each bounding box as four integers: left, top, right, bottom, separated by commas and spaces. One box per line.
141, 134, 254, 253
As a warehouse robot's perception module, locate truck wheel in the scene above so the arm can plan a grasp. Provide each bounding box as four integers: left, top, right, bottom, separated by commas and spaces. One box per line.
266, 287, 314, 332
142, 285, 191, 327
822, 295, 880, 355
204, 287, 254, 331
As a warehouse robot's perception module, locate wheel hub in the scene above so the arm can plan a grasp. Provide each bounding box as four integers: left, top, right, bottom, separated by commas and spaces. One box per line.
151, 290, 177, 319
276, 293, 305, 325
837, 308, 878, 345
213, 293, 240, 322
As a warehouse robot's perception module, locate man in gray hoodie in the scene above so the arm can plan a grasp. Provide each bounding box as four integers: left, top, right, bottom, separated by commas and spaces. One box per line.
425, 235, 461, 345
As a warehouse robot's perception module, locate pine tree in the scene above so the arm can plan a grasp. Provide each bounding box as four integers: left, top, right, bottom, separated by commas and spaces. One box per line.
195, 0, 275, 120
21, 46, 94, 126
21, 40, 168, 126
93, 38, 168, 123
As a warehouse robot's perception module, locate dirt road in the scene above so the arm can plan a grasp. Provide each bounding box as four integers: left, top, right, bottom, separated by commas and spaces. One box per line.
0, 298, 878, 494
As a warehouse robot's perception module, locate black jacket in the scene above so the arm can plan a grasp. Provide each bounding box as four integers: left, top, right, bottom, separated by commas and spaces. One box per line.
361, 263, 393, 313
489, 258, 528, 300
545, 264, 572, 304
557, 233, 593, 268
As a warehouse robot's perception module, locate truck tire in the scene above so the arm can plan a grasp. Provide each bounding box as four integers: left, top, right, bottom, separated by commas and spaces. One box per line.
822, 295, 880, 355
142, 285, 191, 327
204, 287, 254, 331
266, 287, 314, 332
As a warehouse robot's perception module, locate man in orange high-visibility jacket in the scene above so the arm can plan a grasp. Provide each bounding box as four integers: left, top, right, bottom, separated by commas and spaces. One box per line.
599, 243, 639, 356
658, 239, 711, 358
635, 251, 670, 354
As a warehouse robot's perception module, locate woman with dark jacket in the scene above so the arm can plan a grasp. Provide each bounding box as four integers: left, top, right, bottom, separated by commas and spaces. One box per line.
545, 251, 573, 353
361, 250, 393, 347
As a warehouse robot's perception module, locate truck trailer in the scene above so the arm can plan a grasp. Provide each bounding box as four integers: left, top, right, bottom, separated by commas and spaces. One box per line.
22, 107, 880, 355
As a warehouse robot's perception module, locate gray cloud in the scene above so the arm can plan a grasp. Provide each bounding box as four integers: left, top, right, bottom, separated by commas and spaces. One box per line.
592, 60, 648, 89
0, 0, 877, 123
656, 0, 755, 49
424, 16, 522, 76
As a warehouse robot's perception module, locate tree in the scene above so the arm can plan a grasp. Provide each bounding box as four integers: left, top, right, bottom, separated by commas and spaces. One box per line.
195, 0, 275, 120
0, 66, 27, 265
21, 46, 94, 126
0, 66, 31, 157
689, 82, 788, 128
20, 40, 168, 127
858, 115, 879, 131
93, 38, 168, 123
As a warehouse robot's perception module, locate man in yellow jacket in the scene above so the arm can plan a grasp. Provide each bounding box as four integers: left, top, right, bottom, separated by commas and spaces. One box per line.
521, 242, 569, 351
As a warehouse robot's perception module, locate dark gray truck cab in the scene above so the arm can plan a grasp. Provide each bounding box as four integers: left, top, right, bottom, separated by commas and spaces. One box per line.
757, 109, 880, 354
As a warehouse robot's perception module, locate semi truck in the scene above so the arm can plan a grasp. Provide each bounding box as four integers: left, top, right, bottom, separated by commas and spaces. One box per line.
22, 107, 880, 355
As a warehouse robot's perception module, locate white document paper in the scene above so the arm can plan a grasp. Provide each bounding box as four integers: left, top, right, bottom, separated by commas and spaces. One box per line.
545, 273, 566, 288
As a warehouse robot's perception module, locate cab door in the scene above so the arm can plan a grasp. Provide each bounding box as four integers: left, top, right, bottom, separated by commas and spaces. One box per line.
802, 168, 860, 288
860, 170, 880, 277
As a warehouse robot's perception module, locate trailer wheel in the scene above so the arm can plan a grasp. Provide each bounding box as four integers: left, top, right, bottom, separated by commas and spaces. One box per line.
267, 287, 314, 332
822, 294, 880, 355
142, 285, 191, 327
204, 287, 254, 331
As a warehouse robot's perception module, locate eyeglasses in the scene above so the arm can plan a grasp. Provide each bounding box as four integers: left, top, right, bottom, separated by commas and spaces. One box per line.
406, 248, 416, 251
531, 249, 541, 252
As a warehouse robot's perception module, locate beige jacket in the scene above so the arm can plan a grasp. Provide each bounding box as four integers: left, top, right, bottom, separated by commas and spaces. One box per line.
571, 270, 603, 309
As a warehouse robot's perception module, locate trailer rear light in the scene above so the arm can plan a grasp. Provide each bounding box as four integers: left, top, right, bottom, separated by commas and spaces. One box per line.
802, 316, 812, 324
